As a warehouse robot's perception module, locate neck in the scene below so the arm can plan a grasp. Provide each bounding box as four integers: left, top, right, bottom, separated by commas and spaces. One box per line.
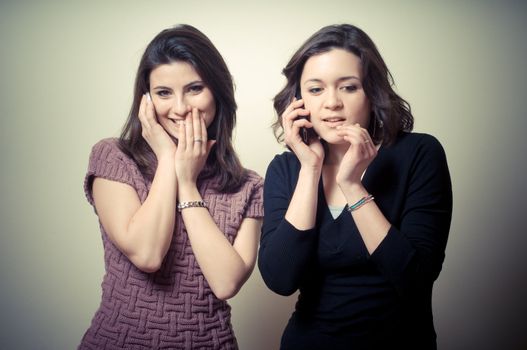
324, 142, 349, 166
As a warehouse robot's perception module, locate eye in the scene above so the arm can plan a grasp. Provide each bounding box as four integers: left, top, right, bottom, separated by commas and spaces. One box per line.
342, 85, 358, 92
155, 89, 172, 98
307, 87, 323, 95
187, 84, 205, 94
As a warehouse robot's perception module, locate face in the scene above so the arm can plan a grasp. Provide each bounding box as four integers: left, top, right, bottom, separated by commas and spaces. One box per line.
299, 48, 370, 144
149, 61, 216, 139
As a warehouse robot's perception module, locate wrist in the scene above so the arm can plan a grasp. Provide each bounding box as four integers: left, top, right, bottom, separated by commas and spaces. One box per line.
177, 185, 201, 202
299, 164, 322, 177
339, 182, 368, 203
157, 152, 176, 165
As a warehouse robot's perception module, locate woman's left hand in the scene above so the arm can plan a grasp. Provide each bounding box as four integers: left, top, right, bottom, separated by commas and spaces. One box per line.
335, 123, 378, 188
175, 107, 216, 188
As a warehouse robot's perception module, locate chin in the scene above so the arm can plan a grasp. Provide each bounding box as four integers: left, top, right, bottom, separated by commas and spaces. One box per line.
321, 135, 347, 145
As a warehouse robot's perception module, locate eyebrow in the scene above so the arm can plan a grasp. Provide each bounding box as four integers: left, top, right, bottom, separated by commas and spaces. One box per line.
151, 80, 204, 90
303, 76, 360, 85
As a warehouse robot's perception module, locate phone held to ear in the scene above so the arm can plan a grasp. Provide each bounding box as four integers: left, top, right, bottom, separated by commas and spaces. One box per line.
295, 89, 317, 144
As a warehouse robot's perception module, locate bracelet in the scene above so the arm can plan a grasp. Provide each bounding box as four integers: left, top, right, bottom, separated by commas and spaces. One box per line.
177, 200, 207, 212
346, 194, 374, 213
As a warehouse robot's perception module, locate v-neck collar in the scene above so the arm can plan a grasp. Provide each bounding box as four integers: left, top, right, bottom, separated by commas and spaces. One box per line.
317, 141, 385, 224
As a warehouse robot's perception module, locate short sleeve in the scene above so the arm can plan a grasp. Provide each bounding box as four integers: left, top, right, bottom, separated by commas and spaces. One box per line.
83, 138, 145, 207
242, 171, 264, 219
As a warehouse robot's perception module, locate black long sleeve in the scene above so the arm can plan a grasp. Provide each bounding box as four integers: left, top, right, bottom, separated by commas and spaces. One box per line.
258, 133, 452, 346
258, 152, 318, 295
367, 133, 453, 296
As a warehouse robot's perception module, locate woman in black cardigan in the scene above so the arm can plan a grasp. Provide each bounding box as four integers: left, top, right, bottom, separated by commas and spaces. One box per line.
258, 24, 452, 350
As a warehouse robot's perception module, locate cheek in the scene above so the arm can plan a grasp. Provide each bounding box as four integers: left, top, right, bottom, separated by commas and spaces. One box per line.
347, 96, 370, 114
153, 101, 170, 117
201, 99, 216, 126
302, 97, 314, 109
302, 98, 319, 117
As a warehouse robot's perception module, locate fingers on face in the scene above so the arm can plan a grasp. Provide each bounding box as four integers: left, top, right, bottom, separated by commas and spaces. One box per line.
192, 107, 206, 152
179, 108, 206, 152
145, 93, 157, 127
138, 94, 148, 128
200, 114, 209, 151
338, 124, 376, 156
139, 93, 158, 131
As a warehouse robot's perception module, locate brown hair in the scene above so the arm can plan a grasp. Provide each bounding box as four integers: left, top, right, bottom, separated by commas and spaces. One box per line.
273, 24, 413, 146
119, 24, 246, 192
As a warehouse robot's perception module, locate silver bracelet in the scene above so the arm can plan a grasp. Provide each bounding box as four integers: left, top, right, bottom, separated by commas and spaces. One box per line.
177, 200, 207, 212
346, 194, 374, 213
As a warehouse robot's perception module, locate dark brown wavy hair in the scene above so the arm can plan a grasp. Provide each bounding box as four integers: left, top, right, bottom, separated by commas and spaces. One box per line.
119, 24, 246, 192
273, 24, 413, 146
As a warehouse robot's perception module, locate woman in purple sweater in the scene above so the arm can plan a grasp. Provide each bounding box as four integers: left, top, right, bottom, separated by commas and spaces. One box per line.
258, 24, 452, 349
79, 25, 263, 350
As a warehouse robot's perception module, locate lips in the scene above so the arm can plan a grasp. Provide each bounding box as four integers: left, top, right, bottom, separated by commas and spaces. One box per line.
322, 117, 346, 128
323, 117, 346, 122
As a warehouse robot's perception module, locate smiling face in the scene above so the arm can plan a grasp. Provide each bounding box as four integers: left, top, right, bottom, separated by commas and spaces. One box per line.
299, 48, 371, 144
149, 61, 216, 139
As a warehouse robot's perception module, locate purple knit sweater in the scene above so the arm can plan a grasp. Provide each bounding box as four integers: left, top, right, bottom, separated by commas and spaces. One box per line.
79, 139, 264, 350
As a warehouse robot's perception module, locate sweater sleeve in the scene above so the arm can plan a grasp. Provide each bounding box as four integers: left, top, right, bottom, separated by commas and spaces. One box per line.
83, 138, 146, 208
370, 135, 453, 296
258, 154, 318, 296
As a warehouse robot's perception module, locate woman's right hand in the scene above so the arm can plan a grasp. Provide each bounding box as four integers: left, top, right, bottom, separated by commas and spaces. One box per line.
138, 93, 176, 160
282, 98, 324, 168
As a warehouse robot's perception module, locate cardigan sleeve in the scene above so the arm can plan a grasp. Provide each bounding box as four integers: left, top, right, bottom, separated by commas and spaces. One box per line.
369, 134, 453, 297
258, 154, 318, 296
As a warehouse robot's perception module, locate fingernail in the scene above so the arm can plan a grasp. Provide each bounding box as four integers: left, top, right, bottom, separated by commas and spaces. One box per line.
146, 92, 151, 101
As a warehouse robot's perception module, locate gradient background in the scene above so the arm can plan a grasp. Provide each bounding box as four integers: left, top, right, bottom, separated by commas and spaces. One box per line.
1, 0, 526, 349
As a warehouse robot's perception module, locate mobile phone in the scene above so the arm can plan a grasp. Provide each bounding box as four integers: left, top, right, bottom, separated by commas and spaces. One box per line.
295, 88, 316, 144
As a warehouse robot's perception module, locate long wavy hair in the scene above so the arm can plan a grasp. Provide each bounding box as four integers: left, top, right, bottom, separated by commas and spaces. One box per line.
273, 24, 413, 146
119, 24, 246, 192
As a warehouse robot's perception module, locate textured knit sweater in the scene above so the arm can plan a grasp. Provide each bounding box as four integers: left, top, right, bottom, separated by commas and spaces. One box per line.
258, 132, 452, 350
79, 138, 264, 350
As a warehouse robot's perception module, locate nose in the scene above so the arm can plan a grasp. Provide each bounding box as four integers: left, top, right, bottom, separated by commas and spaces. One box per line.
324, 89, 343, 110
169, 95, 189, 118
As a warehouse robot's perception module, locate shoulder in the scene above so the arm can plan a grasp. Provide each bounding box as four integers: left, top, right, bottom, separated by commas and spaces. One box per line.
230, 169, 264, 197
87, 137, 142, 176
263, 151, 300, 194
204, 168, 263, 197
266, 151, 300, 177
388, 132, 447, 162
85, 138, 146, 205
388, 133, 450, 185
244, 169, 264, 188
241, 169, 264, 217
89, 138, 133, 164
393, 132, 443, 149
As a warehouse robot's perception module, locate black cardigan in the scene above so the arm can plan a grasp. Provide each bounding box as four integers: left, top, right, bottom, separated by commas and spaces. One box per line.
258, 132, 453, 349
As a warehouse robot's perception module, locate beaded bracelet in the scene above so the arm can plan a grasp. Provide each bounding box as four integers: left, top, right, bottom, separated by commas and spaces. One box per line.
346, 194, 374, 213
177, 200, 207, 212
